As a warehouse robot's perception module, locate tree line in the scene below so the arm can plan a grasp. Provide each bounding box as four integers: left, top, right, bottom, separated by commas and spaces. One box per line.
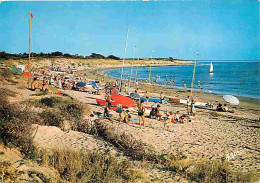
0, 51, 120, 60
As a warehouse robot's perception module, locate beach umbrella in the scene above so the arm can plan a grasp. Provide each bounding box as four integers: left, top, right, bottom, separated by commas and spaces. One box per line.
111, 95, 136, 108
22, 71, 32, 77
130, 92, 140, 100
76, 82, 86, 87
223, 95, 239, 105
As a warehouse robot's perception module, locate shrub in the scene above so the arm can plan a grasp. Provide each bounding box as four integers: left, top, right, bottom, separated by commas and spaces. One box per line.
35, 149, 137, 182
40, 97, 65, 107
0, 107, 37, 157
0, 88, 16, 97
0, 92, 37, 158
40, 110, 63, 127
2, 68, 13, 79
59, 103, 84, 122
0, 161, 17, 182
187, 160, 259, 183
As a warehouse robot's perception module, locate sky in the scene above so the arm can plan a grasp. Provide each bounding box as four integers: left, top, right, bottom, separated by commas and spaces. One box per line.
0, 0, 259, 60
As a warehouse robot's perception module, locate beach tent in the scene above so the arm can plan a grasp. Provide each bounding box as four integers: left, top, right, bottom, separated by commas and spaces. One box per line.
111, 95, 136, 108
16, 68, 22, 75
11, 66, 17, 74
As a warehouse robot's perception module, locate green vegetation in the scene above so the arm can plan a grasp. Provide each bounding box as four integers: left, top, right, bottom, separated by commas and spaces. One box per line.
0, 51, 121, 60
34, 149, 139, 182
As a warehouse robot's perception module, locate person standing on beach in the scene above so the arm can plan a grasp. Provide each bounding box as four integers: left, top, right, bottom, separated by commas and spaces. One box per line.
160, 92, 164, 104
200, 87, 203, 93
183, 82, 187, 91
198, 80, 201, 87
138, 100, 146, 126
145, 91, 149, 104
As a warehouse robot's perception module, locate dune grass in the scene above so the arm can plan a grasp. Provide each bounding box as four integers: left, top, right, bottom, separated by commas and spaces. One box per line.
34, 148, 142, 183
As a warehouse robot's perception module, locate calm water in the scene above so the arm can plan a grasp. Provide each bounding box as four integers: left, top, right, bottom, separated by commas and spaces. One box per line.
105, 62, 260, 99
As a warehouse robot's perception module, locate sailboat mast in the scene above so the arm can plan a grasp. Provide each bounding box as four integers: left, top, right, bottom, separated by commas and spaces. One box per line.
119, 25, 130, 92
190, 52, 199, 98
129, 46, 136, 88
149, 50, 153, 83
135, 58, 139, 82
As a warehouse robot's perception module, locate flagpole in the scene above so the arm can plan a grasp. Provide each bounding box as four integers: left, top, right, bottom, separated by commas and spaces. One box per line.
190, 52, 199, 98
135, 58, 139, 85
28, 12, 31, 88
119, 25, 130, 93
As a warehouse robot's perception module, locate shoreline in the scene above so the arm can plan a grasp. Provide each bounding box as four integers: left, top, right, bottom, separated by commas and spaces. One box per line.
93, 65, 260, 110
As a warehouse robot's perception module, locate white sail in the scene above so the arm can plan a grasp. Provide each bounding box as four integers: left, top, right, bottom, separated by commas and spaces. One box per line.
209, 62, 213, 73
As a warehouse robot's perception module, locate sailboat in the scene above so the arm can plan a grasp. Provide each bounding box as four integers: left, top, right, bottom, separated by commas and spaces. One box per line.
209, 62, 213, 73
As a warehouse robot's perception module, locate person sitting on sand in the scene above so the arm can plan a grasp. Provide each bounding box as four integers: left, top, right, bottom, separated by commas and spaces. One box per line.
149, 105, 156, 119
71, 84, 77, 90
119, 108, 130, 123
223, 104, 235, 113
42, 77, 49, 92
179, 114, 187, 123
155, 104, 162, 121
216, 103, 225, 112
31, 77, 37, 90
138, 100, 146, 126
169, 111, 175, 123
174, 111, 180, 122
31, 77, 41, 91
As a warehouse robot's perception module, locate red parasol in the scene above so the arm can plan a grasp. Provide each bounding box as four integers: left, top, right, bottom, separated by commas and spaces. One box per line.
22, 72, 32, 77
111, 95, 136, 108
111, 88, 117, 94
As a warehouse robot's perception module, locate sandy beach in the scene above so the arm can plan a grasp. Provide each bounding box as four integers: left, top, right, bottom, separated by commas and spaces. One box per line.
1, 57, 259, 182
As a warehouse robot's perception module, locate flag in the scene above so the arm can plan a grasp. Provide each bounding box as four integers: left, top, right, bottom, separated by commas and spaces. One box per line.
29, 12, 33, 18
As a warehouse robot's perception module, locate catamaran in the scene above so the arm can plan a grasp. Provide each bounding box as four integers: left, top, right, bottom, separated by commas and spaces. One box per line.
209, 62, 213, 73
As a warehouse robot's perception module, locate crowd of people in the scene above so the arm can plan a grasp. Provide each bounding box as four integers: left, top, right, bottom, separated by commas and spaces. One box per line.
27, 63, 232, 129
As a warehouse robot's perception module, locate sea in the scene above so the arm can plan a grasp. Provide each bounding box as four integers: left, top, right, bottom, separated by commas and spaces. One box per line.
104, 61, 260, 99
